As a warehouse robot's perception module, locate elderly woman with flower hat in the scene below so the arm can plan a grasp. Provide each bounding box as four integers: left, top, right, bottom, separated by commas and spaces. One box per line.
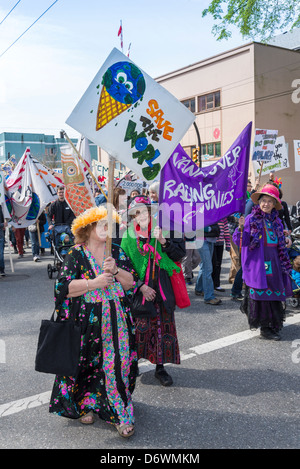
49, 206, 138, 438
233, 183, 292, 340
121, 195, 186, 386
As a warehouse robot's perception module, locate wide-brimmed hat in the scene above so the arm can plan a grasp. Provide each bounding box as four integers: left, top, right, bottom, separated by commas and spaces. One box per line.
71, 206, 119, 235
251, 184, 282, 210
127, 195, 157, 216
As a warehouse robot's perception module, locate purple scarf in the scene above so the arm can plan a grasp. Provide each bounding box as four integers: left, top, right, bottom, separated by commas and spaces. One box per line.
249, 205, 291, 274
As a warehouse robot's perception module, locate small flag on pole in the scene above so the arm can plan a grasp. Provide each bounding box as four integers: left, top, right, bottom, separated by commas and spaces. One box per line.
118, 20, 123, 52
126, 42, 131, 57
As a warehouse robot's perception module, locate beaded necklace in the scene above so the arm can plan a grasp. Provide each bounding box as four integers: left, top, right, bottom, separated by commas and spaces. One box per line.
134, 221, 151, 257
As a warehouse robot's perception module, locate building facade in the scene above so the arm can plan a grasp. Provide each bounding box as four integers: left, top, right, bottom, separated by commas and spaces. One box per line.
156, 41, 300, 205
0, 132, 98, 167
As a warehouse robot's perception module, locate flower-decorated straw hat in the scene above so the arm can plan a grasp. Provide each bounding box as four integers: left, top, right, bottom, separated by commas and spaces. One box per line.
71, 206, 119, 236
251, 183, 282, 210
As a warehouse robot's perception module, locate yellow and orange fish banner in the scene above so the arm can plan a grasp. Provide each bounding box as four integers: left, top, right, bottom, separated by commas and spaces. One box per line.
4, 147, 63, 228
60, 144, 95, 217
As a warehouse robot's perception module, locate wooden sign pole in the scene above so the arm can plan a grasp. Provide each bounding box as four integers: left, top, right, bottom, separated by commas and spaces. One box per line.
36, 220, 41, 248
5, 226, 14, 273
258, 161, 264, 183
106, 156, 115, 257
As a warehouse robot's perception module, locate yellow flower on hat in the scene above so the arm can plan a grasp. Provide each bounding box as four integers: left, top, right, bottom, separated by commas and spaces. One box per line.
71, 206, 120, 235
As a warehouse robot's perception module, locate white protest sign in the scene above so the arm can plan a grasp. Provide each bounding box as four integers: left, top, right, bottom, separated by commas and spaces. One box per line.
252, 136, 289, 177
66, 48, 195, 182
92, 160, 125, 181
293, 140, 300, 172
252, 128, 278, 161
118, 178, 147, 196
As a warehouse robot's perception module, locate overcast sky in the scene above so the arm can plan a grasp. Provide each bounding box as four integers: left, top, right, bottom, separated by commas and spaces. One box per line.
0, 0, 251, 139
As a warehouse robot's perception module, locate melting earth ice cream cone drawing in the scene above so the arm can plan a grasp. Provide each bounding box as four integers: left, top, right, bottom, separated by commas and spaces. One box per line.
96, 61, 146, 131
96, 86, 131, 130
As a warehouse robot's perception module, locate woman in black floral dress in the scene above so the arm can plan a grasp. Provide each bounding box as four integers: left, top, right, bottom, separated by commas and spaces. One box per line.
49, 207, 138, 438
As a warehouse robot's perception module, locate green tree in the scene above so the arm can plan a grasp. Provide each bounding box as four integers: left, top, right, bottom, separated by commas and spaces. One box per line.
202, 0, 300, 41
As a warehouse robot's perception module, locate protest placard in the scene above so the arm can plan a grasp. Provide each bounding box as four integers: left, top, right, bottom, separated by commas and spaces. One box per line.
252, 128, 278, 161
66, 48, 195, 182
293, 140, 300, 172
252, 136, 289, 177
118, 178, 147, 195
92, 160, 125, 182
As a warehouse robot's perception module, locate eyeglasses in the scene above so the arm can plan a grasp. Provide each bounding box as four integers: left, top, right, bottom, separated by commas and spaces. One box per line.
135, 208, 149, 216
260, 198, 275, 205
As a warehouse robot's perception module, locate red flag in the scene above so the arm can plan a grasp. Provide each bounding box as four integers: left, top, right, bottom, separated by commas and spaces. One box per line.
118, 21, 123, 51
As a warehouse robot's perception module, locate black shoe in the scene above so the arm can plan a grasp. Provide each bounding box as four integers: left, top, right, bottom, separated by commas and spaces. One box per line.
214, 287, 225, 292
0, 272, 5, 277
204, 298, 222, 305
260, 328, 281, 341
231, 294, 243, 301
195, 290, 204, 296
155, 366, 173, 386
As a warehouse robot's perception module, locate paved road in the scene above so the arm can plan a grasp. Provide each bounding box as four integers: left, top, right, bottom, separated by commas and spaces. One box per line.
0, 245, 300, 451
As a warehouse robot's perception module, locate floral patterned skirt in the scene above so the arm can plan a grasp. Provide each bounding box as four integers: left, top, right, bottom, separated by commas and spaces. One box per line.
49, 300, 138, 426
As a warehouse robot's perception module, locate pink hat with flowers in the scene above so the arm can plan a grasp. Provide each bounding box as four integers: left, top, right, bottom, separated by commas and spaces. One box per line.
127, 195, 158, 216
251, 184, 282, 210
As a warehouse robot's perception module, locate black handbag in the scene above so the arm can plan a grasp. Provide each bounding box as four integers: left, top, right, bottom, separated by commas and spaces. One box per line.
131, 288, 157, 319
205, 223, 220, 238
35, 283, 81, 376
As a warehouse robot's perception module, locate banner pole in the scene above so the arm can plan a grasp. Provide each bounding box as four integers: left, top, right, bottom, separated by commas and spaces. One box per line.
152, 238, 157, 280
239, 225, 244, 264
36, 220, 41, 248
106, 156, 115, 257
258, 161, 264, 183
5, 226, 14, 273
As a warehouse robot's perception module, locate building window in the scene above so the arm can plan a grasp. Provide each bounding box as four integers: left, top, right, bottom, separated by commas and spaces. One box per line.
0, 146, 3, 157
201, 142, 221, 158
115, 161, 125, 171
197, 91, 220, 112
181, 98, 195, 113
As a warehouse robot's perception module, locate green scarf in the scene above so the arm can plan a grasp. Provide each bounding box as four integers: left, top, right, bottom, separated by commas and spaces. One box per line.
121, 224, 180, 281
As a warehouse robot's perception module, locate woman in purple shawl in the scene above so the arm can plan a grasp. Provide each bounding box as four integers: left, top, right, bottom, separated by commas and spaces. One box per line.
233, 184, 292, 340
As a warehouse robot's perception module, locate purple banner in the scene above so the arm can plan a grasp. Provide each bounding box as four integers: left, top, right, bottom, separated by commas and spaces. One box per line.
158, 122, 252, 234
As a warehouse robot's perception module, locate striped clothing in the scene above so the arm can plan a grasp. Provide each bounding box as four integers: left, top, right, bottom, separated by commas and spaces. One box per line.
216, 218, 230, 249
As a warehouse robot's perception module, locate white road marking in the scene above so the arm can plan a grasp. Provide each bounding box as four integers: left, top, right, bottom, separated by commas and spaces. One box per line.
190, 329, 260, 355
0, 391, 51, 418
0, 314, 299, 418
